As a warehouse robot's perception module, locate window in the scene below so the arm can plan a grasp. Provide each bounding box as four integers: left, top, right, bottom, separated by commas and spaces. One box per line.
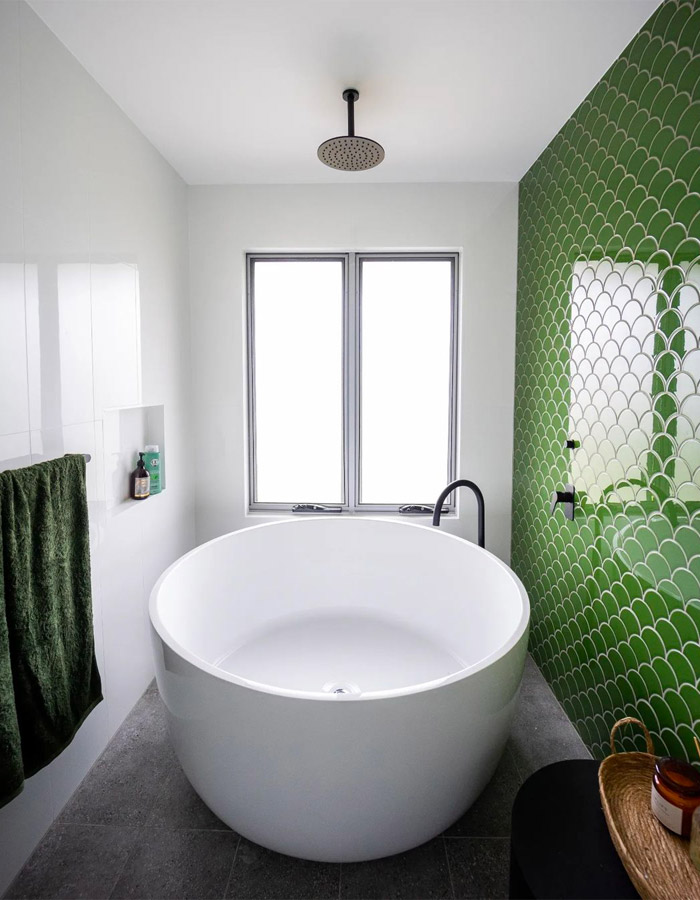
246, 252, 459, 513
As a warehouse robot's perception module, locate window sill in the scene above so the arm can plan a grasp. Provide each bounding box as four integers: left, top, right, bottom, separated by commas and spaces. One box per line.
245, 508, 455, 521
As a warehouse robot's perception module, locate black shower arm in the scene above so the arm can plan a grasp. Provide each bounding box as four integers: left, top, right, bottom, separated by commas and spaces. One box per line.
343, 88, 358, 136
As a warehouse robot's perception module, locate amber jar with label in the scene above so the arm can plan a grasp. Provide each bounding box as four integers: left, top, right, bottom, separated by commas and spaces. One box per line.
651, 757, 700, 838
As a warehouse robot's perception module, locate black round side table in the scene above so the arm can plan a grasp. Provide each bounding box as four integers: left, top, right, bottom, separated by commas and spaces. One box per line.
509, 759, 640, 899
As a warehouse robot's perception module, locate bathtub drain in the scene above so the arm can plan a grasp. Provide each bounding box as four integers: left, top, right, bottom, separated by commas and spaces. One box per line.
322, 680, 360, 696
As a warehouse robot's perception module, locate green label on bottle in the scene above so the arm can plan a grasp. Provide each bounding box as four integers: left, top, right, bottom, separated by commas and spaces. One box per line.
144, 453, 161, 493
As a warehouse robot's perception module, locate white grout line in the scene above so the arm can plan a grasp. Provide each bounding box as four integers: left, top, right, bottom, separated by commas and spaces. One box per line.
442, 835, 456, 899
222, 834, 242, 899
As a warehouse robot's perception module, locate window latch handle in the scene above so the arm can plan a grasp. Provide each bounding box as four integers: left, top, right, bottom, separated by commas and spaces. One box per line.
291, 504, 343, 514
398, 504, 435, 515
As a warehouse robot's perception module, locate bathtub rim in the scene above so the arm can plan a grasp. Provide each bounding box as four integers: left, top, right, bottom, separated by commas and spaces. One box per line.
149, 516, 530, 702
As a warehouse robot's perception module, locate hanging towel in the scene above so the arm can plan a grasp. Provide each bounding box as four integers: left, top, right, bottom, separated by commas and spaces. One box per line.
0, 454, 102, 807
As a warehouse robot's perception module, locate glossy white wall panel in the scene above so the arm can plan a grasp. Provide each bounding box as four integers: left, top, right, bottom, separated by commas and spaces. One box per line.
0, 264, 30, 436
138, 498, 190, 598
29, 420, 99, 500
99, 510, 154, 734
187, 184, 518, 561
23, 263, 42, 432
91, 262, 141, 415
45, 701, 110, 815
57, 264, 94, 425
0, 432, 32, 471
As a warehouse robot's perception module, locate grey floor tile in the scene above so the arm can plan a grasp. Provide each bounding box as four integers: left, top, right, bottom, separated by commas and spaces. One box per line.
444, 750, 522, 838
340, 839, 451, 900
444, 838, 509, 900
226, 839, 340, 899
508, 657, 590, 779
520, 654, 544, 694
111, 828, 238, 899
104, 689, 174, 754
147, 766, 232, 831
5, 824, 135, 900
60, 692, 177, 827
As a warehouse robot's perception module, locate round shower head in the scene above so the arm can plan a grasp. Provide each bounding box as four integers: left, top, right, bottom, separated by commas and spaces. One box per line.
317, 135, 385, 171
317, 89, 385, 171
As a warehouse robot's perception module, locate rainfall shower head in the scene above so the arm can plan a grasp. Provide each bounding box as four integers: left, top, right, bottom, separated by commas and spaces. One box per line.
317, 89, 385, 171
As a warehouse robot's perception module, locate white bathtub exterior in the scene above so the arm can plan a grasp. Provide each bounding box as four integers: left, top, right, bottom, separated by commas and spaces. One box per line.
150, 517, 529, 862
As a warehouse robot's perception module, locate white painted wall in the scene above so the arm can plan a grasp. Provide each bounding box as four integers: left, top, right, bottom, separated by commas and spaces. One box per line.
0, 3, 194, 891
188, 183, 518, 561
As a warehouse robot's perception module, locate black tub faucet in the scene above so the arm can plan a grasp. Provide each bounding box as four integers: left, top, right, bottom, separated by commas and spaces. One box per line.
432, 479, 485, 548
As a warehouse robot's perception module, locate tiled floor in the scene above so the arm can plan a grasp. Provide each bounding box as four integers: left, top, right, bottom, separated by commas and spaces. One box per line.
5, 656, 590, 900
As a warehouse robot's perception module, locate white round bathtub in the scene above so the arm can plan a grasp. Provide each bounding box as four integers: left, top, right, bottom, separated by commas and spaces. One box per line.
149, 517, 529, 862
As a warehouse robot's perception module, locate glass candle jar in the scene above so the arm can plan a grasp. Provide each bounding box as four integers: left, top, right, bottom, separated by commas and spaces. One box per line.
651, 757, 700, 838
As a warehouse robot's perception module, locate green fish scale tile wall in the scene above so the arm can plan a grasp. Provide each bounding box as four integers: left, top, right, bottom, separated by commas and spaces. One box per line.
514, 0, 700, 760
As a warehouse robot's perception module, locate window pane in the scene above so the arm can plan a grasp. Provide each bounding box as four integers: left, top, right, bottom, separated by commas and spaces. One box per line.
251, 259, 344, 504
359, 259, 454, 504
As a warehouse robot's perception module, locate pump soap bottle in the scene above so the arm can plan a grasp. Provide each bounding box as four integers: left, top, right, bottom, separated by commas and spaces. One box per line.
131, 452, 150, 500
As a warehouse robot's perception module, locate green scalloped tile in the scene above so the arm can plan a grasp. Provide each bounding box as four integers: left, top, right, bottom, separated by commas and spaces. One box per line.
667, 648, 695, 684
647, 551, 674, 583
634, 561, 658, 588
638, 698, 661, 733
660, 539, 690, 571
680, 8, 700, 47
651, 693, 681, 731
671, 567, 700, 602
675, 194, 700, 228
644, 589, 671, 619
656, 617, 684, 650
514, 0, 700, 763
683, 600, 700, 636
676, 102, 700, 141
680, 682, 700, 720
664, 691, 693, 727
662, 729, 688, 759
653, 656, 680, 690
630, 597, 654, 629
642, 626, 668, 658
639, 663, 664, 696
686, 554, 700, 583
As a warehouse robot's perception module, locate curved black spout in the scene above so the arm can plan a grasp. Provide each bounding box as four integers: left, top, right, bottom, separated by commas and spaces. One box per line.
432, 479, 485, 548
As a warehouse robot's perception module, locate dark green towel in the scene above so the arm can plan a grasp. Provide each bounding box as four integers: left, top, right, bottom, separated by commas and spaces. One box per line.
0, 454, 102, 807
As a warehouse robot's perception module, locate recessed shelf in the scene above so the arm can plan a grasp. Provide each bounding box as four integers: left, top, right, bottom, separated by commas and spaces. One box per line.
103, 403, 165, 513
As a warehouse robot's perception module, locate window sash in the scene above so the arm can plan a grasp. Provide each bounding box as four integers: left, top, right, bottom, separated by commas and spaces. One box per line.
246, 251, 459, 513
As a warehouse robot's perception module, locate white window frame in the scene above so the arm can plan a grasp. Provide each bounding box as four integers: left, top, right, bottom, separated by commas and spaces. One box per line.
246, 251, 459, 514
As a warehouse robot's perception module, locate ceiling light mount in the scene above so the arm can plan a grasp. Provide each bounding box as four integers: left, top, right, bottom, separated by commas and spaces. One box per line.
317, 88, 385, 172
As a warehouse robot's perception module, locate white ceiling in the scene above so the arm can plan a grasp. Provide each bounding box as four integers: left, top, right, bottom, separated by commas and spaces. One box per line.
30, 0, 661, 185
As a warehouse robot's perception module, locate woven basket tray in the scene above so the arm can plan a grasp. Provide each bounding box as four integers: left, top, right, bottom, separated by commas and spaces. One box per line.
599, 717, 700, 900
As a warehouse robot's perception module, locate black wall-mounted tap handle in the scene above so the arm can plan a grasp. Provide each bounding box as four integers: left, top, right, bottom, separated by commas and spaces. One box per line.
550, 485, 575, 520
